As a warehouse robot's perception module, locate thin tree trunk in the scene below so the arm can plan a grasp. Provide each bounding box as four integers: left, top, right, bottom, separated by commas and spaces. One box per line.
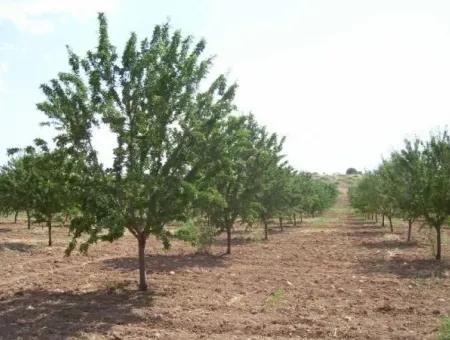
26, 210, 31, 229
300, 213, 303, 224
388, 216, 393, 233
47, 219, 52, 247
279, 217, 283, 232
436, 225, 442, 261
14, 211, 18, 224
375, 214, 378, 223
264, 220, 268, 240
293, 213, 297, 227
382, 214, 385, 227
138, 234, 147, 291
407, 220, 413, 242
226, 224, 231, 254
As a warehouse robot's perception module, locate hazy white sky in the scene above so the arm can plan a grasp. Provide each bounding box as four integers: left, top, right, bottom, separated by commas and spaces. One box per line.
1, 0, 450, 173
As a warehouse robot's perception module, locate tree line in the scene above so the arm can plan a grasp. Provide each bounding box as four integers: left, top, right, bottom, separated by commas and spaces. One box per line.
0, 14, 337, 290
349, 131, 450, 260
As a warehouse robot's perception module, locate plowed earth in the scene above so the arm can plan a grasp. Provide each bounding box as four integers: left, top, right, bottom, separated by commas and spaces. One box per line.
0, 188, 449, 339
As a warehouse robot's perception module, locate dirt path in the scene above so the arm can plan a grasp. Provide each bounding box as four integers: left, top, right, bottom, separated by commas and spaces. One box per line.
0, 188, 449, 339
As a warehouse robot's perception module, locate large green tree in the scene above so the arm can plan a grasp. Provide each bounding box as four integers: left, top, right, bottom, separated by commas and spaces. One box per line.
37, 14, 236, 290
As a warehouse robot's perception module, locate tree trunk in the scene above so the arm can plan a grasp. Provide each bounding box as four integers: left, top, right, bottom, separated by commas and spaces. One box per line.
26, 210, 31, 229
293, 214, 297, 227
226, 224, 231, 254
264, 220, 268, 240
300, 213, 303, 224
381, 214, 385, 227
436, 225, 442, 261
375, 214, 378, 223
47, 219, 52, 247
138, 234, 148, 291
407, 220, 413, 242
279, 217, 283, 232
388, 216, 393, 233
14, 210, 18, 224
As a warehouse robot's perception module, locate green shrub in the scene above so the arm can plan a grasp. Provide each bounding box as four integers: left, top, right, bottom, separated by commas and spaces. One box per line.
438, 316, 450, 340
174, 219, 216, 253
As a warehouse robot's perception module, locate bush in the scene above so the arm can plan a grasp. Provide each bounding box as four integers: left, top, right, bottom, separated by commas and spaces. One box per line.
174, 219, 216, 253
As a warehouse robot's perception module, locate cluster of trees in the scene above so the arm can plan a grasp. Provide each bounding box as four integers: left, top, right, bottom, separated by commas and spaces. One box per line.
0, 14, 337, 290
349, 131, 450, 260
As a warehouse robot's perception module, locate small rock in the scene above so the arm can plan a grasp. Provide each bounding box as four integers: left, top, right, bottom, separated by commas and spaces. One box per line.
432, 310, 441, 315
26, 305, 35, 310
337, 287, 345, 293
169, 271, 175, 275
286, 280, 293, 286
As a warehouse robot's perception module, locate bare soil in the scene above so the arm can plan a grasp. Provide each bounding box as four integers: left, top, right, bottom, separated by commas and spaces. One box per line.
0, 189, 449, 339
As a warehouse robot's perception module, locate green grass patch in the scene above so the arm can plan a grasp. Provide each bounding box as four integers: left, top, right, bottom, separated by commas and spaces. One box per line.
438, 316, 450, 340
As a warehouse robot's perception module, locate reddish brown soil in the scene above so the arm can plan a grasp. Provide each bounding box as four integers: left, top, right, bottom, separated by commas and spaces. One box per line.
0, 190, 449, 339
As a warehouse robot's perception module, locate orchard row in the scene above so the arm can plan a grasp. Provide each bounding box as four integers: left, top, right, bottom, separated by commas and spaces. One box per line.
0, 14, 337, 290
349, 131, 450, 260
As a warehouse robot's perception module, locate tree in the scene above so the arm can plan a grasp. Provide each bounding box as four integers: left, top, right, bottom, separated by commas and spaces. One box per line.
193, 115, 266, 254
346, 167, 358, 175
420, 132, 450, 260
376, 161, 400, 232
0, 152, 35, 228
37, 14, 236, 290
389, 139, 423, 242
7, 141, 76, 246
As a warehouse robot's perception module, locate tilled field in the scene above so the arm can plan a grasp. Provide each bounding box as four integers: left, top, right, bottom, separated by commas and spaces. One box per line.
0, 191, 449, 339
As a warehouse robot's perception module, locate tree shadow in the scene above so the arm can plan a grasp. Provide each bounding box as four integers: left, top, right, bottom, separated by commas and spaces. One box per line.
350, 224, 385, 230
358, 257, 450, 279
360, 240, 419, 250
343, 230, 386, 238
213, 236, 258, 248
0, 242, 35, 252
103, 253, 229, 273
0, 288, 155, 339
0, 228, 12, 233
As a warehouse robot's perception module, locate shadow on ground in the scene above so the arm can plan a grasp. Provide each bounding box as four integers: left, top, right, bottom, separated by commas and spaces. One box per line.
0, 289, 157, 339
0, 242, 35, 252
360, 240, 419, 250
103, 253, 229, 273
0, 228, 12, 233
358, 257, 450, 279
344, 230, 387, 238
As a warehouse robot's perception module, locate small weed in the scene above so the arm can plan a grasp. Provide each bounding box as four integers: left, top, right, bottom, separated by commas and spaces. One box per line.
263, 288, 284, 311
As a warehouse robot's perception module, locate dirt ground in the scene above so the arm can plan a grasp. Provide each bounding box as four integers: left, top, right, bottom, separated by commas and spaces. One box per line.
0, 188, 449, 339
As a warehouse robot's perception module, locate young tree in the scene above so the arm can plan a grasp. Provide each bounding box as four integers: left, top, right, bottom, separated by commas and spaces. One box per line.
389, 139, 423, 242
376, 162, 399, 232
193, 115, 265, 254
8, 141, 76, 246
0, 152, 35, 228
420, 132, 450, 260
37, 14, 236, 290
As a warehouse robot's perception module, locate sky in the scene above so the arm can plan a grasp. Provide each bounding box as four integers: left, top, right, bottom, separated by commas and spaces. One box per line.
1, 0, 450, 173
